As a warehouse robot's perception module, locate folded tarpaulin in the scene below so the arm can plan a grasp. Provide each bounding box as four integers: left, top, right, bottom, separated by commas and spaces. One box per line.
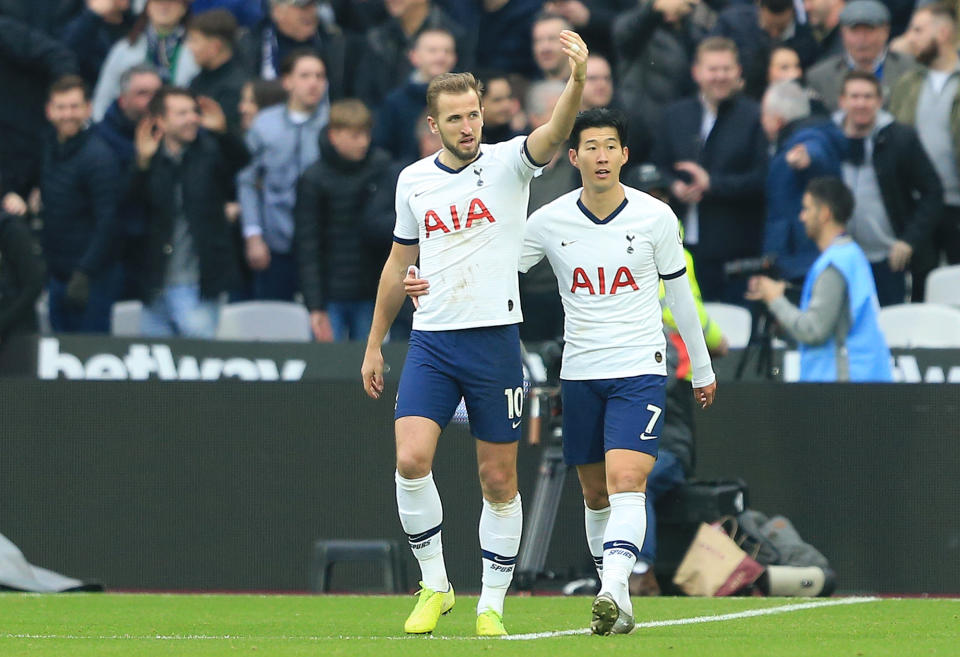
0, 532, 102, 592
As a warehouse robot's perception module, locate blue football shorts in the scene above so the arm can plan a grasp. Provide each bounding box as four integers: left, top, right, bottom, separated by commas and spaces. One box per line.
395, 324, 523, 443
560, 374, 667, 465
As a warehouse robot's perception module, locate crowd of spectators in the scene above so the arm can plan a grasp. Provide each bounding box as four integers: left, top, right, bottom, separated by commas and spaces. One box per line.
0, 0, 958, 344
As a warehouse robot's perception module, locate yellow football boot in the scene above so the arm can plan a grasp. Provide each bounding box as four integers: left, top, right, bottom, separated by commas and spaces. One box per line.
403, 582, 455, 634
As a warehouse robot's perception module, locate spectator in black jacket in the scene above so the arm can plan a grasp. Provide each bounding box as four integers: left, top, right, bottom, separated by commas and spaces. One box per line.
372, 27, 456, 165
834, 71, 942, 305
238, 0, 349, 100
653, 37, 769, 304
187, 9, 247, 136
94, 64, 164, 301
0, 212, 44, 342
35, 76, 123, 333
543, 0, 635, 63
612, 0, 714, 157
61, 0, 134, 87
0, 17, 77, 202
353, 0, 467, 108
133, 87, 249, 337
295, 99, 393, 342
711, 0, 820, 100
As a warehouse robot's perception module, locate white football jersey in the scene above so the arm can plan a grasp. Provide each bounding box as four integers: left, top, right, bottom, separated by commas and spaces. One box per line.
520, 185, 686, 380
394, 136, 542, 330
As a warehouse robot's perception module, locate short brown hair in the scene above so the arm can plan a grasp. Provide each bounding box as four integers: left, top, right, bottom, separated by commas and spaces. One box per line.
328, 98, 373, 132
426, 72, 484, 118
148, 86, 197, 117
841, 70, 882, 97
49, 75, 89, 102
188, 8, 238, 46
695, 36, 740, 64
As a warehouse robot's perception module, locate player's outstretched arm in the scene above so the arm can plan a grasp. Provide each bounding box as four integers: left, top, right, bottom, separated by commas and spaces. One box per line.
362, 242, 419, 399
663, 273, 717, 409
525, 30, 588, 166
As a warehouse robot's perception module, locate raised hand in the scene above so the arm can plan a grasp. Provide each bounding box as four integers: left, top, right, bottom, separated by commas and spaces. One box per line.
135, 116, 163, 169
559, 30, 588, 81
197, 96, 227, 134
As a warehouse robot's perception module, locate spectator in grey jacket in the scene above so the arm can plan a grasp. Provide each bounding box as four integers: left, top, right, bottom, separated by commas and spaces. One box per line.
237, 49, 329, 300
92, 0, 200, 120
806, 0, 915, 111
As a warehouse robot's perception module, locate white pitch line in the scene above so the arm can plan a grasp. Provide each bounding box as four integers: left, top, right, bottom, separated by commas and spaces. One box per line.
0, 597, 882, 643
503, 596, 881, 641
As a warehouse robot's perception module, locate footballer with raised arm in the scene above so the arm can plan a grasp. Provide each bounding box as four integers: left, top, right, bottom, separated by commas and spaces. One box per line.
360, 31, 589, 637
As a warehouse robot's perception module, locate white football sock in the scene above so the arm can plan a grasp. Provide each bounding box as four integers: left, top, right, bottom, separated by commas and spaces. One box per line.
476, 493, 522, 616
600, 492, 646, 615
584, 503, 610, 579
395, 470, 448, 592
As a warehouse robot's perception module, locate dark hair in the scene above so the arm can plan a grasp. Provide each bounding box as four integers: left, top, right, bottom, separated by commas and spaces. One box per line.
127, 0, 191, 45
279, 48, 325, 77
148, 85, 197, 117
248, 78, 287, 109
806, 177, 854, 225
49, 74, 89, 102
568, 108, 628, 150
841, 70, 882, 97
532, 10, 572, 30
760, 0, 794, 14
476, 69, 511, 92
187, 8, 238, 46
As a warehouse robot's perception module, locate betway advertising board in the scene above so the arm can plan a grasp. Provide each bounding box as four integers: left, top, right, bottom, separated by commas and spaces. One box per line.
0, 335, 958, 383
0, 335, 408, 382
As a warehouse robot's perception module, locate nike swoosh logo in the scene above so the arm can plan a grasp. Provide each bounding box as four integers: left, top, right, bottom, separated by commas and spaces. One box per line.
639, 433, 657, 440
561, 240, 578, 247
414, 190, 428, 197
512, 420, 522, 429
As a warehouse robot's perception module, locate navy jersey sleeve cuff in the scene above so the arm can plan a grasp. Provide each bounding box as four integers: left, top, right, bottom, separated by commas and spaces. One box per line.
522, 137, 550, 169
660, 267, 687, 280
393, 235, 419, 245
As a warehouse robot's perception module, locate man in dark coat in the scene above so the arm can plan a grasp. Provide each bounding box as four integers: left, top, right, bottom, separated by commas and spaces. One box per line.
38, 75, 122, 333
132, 87, 249, 337
653, 37, 769, 303
0, 212, 44, 342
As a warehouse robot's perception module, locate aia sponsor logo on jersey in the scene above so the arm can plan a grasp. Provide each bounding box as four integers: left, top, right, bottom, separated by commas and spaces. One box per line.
423, 198, 496, 237
570, 267, 639, 295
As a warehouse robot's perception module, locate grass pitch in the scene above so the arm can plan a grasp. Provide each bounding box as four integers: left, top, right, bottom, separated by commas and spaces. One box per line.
1, 593, 957, 657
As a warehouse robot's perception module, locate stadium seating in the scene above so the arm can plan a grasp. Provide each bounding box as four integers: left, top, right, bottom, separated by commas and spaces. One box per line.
110, 300, 144, 337
216, 301, 312, 342
877, 303, 960, 348
310, 539, 405, 593
924, 265, 960, 307
702, 302, 752, 348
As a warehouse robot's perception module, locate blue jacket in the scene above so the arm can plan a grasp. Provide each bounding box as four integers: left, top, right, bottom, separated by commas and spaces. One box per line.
764, 118, 846, 281
237, 102, 329, 254
799, 239, 893, 382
